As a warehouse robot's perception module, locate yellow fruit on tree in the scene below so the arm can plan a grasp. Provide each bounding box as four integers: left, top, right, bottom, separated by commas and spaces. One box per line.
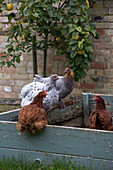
22, 34, 27, 39
86, 0, 89, 8
77, 50, 83, 55
56, 37, 61, 41
72, 34, 79, 40
6, 4, 13, 11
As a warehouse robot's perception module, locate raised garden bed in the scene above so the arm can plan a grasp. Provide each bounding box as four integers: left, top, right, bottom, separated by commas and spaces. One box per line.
0, 93, 113, 169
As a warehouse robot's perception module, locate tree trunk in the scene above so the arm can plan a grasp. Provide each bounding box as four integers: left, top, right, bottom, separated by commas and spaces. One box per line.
43, 34, 48, 77
44, 49, 47, 77
32, 35, 37, 76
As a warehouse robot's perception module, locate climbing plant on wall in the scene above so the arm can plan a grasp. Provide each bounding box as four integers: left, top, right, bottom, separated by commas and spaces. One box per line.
0, 0, 98, 80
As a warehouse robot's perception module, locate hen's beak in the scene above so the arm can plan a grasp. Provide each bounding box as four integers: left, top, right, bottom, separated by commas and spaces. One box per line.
93, 97, 98, 103
43, 93, 47, 98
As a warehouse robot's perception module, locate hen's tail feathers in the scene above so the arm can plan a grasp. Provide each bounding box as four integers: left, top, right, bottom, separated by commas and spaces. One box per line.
34, 75, 42, 82
35, 120, 48, 131
16, 120, 48, 134
16, 122, 25, 133
108, 126, 113, 131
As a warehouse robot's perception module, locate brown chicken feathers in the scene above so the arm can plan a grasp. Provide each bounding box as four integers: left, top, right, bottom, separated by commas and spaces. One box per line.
17, 90, 48, 134
89, 95, 112, 130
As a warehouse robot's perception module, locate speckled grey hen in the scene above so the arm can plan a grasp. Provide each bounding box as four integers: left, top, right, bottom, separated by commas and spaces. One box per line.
20, 74, 59, 111
34, 68, 74, 108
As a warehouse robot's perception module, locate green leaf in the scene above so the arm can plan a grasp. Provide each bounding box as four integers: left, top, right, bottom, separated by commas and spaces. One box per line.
69, 27, 75, 33
48, 9, 53, 17
73, 17, 78, 24
72, 32, 78, 38
8, 13, 15, 23
85, 46, 93, 53
84, 25, 90, 31
8, 47, 14, 53
6, 61, 11, 67
32, 13, 38, 17
24, 10, 30, 17
69, 39, 76, 45
19, 5, 26, 11
74, 26, 82, 32
16, 56, 20, 63
68, 24, 73, 27
80, 5, 87, 9
72, 46, 77, 51
74, 8, 81, 14
0, 61, 5, 68
80, 16, 85, 22
70, 51, 77, 58
78, 39, 85, 49
61, 28, 67, 35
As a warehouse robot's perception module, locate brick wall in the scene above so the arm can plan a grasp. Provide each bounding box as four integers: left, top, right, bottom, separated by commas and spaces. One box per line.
0, 0, 113, 109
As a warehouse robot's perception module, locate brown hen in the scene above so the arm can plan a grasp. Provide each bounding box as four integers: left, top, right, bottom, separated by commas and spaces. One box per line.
17, 90, 48, 134
89, 95, 112, 130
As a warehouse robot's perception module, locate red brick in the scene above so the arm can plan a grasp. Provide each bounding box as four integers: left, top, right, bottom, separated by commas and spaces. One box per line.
96, 43, 105, 49
0, 17, 15, 23
110, 50, 113, 55
0, 66, 15, 73
13, 86, 22, 93
12, 74, 29, 80
96, 29, 105, 35
0, 85, 3, 91
50, 55, 67, 61
79, 82, 95, 89
0, 80, 14, 86
0, 92, 17, 98
74, 82, 78, 88
90, 62, 108, 69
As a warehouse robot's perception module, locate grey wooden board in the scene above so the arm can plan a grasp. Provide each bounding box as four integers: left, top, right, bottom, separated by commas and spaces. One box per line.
0, 148, 113, 170
0, 122, 113, 161
47, 101, 82, 124
82, 93, 89, 127
0, 109, 19, 121
0, 103, 83, 126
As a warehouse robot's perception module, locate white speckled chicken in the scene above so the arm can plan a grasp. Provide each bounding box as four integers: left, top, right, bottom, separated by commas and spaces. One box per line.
20, 74, 59, 111
17, 90, 48, 134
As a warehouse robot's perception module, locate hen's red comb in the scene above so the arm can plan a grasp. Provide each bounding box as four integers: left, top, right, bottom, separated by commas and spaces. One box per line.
43, 89, 47, 94
65, 67, 69, 70
93, 95, 99, 99
43, 89, 46, 92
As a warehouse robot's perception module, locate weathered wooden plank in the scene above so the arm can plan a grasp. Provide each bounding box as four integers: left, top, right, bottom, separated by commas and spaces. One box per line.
0, 148, 113, 170
82, 93, 89, 127
0, 103, 83, 127
0, 109, 19, 121
0, 122, 113, 161
47, 101, 82, 124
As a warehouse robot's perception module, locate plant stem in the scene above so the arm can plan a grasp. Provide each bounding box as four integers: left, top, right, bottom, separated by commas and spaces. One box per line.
32, 35, 37, 76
